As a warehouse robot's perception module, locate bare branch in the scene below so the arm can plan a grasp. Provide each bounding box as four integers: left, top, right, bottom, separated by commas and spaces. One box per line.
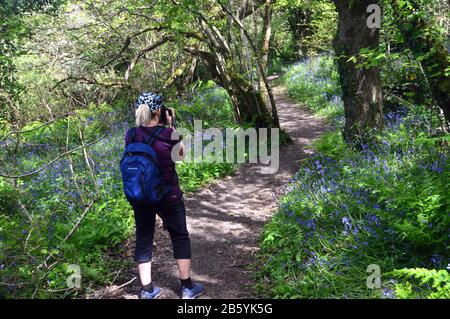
102, 26, 166, 67
125, 36, 173, 80
64, 201, 95, 242
0, 137, 105, 179
98, 270, 122, 299
98, 276, 136, 298
0, 112, 74, 143
51, 76, 129, 91
237, 0, 267, 19
218, 0, 280, 127
78, 126, 100, 196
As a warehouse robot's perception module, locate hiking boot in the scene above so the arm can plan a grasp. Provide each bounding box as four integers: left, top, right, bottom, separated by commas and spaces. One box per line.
181, 283, 205, 299
139, 286, 161, 299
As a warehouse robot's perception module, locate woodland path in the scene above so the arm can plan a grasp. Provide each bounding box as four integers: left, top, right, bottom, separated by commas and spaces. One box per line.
91, 78, 327, 299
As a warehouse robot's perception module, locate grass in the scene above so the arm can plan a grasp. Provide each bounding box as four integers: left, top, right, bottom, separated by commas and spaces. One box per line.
255, 55, 450, 299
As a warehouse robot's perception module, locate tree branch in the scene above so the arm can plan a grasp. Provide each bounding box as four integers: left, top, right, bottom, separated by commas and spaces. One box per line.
124, 36, 173, 80
64, 201, 95, 242
0, 112, 75, 143
52, 76, 129, 91
218, 0, 279, 127
237, 0, 267, 19
102, 26, 166, 67
0, 137, 106, 179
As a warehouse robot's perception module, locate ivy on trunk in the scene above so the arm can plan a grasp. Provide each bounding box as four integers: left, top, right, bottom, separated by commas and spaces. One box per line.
332, 0, 384, 145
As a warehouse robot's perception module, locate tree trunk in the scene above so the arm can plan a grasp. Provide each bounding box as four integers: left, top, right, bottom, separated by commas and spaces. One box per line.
261, 1, 272, 72
287, 7, 312, 59
220, 1, 280, 128
184, 46, 274, 127
221, 59, 274, 128
333, 0, 384, 144
391, 0, 450, 122
228, 72, 273, 127
183, 3, 279, 128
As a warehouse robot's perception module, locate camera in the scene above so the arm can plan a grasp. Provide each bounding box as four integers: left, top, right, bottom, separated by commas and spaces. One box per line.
160, 106, 174, 126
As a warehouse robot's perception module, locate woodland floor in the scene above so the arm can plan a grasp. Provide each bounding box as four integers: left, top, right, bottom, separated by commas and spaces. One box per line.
89, 78, 327, 299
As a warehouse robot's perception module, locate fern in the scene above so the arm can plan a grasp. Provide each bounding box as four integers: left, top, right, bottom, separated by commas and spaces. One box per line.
390, 268, 450, 299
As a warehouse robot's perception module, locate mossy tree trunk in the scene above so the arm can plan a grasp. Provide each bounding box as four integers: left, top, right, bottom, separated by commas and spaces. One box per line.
183, 2, 279, 129
333, 0, 384, 144
187, 46, 274, 127
287, 7, 313, 59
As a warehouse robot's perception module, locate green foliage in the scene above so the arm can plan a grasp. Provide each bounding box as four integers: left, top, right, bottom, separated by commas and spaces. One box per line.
379, 0, 449, 109
390, 268, 450, 299
170, 81, 235, 129
312, 130, 346, 157
0, 178, 20, 216
0, 78, 237, 298
284, 55, 343, 127
256, 55, 450, 299
272, 0, 337, 60
178, 161, 236, 193
2, 0, 449, 300
0, 0, 64, 123
20, 121, 54, 145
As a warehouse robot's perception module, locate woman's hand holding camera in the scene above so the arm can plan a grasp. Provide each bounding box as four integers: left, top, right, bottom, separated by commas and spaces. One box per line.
165, 108, 176, 129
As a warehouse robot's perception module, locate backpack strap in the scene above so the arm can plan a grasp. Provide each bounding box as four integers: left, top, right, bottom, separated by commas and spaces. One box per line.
144, 126, 165, 146
127, 127, 136, 143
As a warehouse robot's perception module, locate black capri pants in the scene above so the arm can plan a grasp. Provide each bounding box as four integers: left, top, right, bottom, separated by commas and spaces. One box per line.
133, 198, 191, 263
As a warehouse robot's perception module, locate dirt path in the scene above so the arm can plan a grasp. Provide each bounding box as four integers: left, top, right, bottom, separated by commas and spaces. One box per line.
91, 80, 327, 299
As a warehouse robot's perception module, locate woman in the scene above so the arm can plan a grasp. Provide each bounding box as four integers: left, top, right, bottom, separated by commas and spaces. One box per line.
125, 92, 204, 299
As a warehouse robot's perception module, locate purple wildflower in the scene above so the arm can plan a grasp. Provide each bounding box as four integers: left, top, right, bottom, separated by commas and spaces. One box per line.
382, 288, 395, 299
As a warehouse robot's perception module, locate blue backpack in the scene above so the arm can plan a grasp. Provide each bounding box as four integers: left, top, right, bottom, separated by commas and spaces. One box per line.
120, 127, 171, 205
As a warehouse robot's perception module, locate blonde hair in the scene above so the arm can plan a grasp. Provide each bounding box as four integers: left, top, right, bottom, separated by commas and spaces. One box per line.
135, 104, 159, 126
135, 104, 150, 126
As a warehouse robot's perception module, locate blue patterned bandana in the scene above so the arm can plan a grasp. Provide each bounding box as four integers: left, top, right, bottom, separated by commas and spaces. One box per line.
134, 92, 164, 111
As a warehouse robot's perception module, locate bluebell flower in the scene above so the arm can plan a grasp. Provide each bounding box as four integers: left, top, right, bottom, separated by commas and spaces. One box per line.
306, 220, 316, 230
368, 214, 381, 226
431, 254, 442, 266
315, 160, 322, 170
342, 217, 351, 227
341, 217, 353, 236
382, 288, 395, 299
96, 179, 103, 187
383, 160, 389, 173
